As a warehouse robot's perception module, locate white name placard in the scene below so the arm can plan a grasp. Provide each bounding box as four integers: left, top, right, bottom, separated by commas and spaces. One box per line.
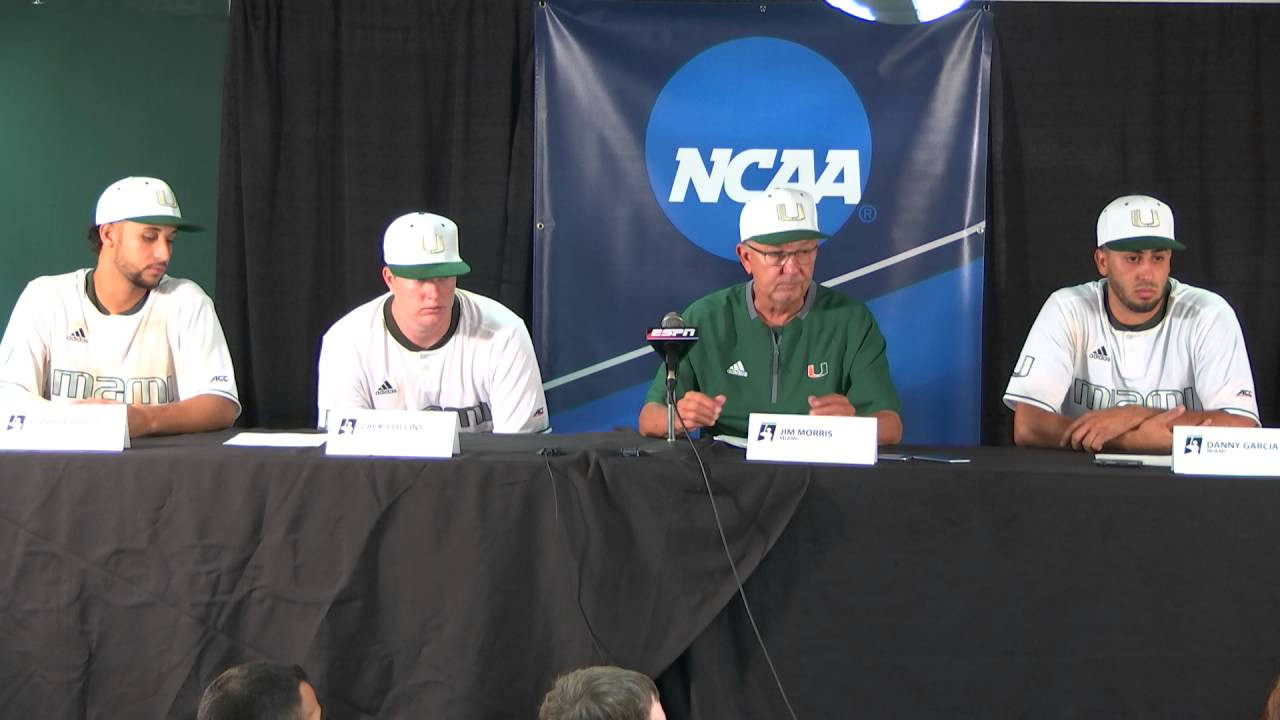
324, 409, 459, 459
0, 404, 129, 452
745, 412, 877, 465
1172, 425, 1280, 477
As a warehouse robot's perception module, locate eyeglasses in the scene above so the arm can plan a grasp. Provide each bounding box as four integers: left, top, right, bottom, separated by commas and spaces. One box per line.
746, 243, 818, 266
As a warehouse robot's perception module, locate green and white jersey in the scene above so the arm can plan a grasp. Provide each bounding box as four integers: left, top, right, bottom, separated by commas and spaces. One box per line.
317, 288, 549, 433
645, 282, 901, 437
0, 269, 240, 412
1003, 279, 1260, 423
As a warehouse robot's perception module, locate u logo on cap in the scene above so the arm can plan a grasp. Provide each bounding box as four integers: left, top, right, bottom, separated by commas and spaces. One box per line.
422, 228, 446, 254
1130, 208, 1160, 228
776, 202, 806, 222
155, 189, 178, 209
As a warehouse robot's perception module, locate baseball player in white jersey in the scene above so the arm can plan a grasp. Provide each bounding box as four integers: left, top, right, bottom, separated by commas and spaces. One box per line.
0, 176, 240, 437
316, 212, 549, 433
1004, 194, 1259, 452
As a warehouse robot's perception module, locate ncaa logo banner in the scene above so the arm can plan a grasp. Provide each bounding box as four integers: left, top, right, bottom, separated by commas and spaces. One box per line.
533, 0, 992, 444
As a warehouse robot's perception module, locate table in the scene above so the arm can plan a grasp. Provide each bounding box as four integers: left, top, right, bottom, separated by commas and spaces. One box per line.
1, 433, 1278, 718
669, 443, 1280, 719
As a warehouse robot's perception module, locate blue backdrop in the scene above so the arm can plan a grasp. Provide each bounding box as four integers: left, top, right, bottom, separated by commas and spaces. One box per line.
533, 0, 992, 444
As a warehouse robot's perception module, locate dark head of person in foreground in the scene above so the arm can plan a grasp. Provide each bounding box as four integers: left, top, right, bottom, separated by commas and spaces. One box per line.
197, 662, 322, 720
539, 666, 667, 720
1261, 673, 1280, 720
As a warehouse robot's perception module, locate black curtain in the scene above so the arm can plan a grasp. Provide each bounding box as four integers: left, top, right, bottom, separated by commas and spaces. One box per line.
217, 1, 1280, 441
985, 3, 1280, 442
216, 0, 533, 428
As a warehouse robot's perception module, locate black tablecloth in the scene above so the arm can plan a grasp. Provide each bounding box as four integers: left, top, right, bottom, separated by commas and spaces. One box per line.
1, 434, 1278, 719
667, 444, 1280, 719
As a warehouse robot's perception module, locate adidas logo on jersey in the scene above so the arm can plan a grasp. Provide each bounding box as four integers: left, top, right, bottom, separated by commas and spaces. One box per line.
1237, 389, 1254, 398
374, 380, 397, 395
1088, 346, 1110, 362
66, 328, 88, 343
726, 361, 748, 377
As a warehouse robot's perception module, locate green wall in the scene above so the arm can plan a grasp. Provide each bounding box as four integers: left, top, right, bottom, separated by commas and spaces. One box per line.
0, 0, 226, 330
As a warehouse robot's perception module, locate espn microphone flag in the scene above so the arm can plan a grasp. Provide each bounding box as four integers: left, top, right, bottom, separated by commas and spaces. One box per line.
647, 312, 699, 391
645, 326, 699, 360
647, 312, 700, 441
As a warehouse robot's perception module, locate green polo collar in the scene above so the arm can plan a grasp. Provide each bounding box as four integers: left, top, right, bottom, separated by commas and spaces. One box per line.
743, 281, 818, 323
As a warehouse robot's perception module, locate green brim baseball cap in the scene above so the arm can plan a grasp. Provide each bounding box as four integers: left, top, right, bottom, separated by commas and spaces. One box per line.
739, 187, 829, 246
121, 214, 203, 233
387, 260, 472, 279
383, 212, 471, 279
1102, 236, 1186, 252
95, 177, 202, 232
1096, 195, 1182, 251
743, 228, 830, 246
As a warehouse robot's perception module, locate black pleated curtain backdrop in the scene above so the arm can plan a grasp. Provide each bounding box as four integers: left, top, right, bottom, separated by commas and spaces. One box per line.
217, 1, 1280, 439
985, 2, 1280, 444
216, 0, 533, 428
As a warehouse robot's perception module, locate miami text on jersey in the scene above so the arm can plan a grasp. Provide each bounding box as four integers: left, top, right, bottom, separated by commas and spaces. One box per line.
1072, 378, 1201, 411
52, 369, 176, 404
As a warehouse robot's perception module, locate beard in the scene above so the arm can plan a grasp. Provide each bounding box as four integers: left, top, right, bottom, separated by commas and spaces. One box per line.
115, 256, 164, 290
1111, 281, 1164, 315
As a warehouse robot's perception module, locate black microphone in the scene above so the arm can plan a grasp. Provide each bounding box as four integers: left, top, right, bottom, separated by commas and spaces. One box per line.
646, 312, 699, 391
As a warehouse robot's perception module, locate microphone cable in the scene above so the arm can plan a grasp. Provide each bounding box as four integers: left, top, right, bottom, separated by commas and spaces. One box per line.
540, 413, 800, 720
673, 405, 800, 720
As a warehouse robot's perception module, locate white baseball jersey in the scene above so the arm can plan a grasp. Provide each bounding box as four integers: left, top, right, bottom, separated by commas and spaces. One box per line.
0, 269, 240, 412
316, 288, 549, 433
1004, 278, 1259, 423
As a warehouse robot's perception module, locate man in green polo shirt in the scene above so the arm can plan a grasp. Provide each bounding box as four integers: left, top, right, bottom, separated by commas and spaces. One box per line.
637, 187, 903, 443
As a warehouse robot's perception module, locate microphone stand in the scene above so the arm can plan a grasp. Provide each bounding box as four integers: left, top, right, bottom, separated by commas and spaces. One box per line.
665, 369, 677, 443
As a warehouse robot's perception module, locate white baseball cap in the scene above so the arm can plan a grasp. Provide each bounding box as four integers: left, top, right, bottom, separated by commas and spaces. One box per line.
382, 212, 472, 279
739, 187, 829, 246
1096, 194, 1185, 251
94, 176, 201, 231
